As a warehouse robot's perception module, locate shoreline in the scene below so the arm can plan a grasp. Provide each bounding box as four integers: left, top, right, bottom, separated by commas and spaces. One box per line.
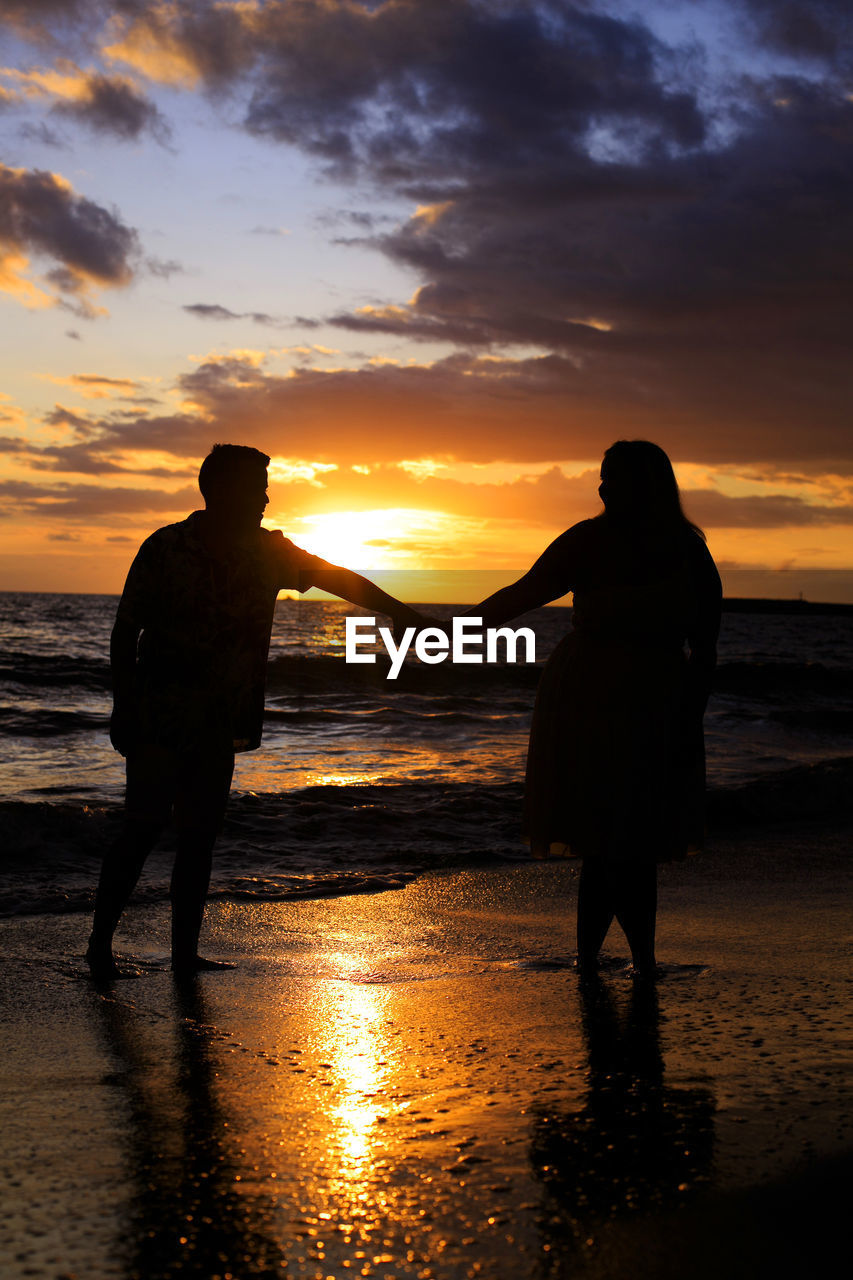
2, 815, 851, 1278
4, 759, 853, 922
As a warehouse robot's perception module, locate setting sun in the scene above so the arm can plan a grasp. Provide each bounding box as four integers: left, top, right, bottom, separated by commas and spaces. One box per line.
279, 508, 454, 571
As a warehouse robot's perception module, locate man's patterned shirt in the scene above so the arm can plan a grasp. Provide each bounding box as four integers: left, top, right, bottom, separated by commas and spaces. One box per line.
115, 511, 324, 752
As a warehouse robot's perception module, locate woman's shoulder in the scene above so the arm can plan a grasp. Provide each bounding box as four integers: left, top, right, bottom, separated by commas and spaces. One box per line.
538, 518, 602, 564
554, 517, 603, 548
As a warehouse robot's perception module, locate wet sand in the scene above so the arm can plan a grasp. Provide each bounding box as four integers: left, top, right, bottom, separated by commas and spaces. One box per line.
1, 819, 851, 1280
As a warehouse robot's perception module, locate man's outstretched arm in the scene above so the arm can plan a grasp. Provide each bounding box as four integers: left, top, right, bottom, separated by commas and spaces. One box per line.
307, 564, 426, 632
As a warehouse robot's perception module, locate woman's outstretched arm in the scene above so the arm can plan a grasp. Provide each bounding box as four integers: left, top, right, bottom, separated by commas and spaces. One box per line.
462, 526, 582, 628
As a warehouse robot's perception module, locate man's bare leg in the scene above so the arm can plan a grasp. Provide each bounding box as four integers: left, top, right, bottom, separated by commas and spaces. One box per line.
170, 828, 235, 974
86, 818, 162, 978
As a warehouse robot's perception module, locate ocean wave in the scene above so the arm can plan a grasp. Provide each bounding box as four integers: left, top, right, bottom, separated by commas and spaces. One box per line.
0, 707, 108, 737
707, 756, 853, 824
5, 647, 853, 699
262, 705, 521, 728
0, 652, 110, 691
714, 662, 853, 695
265, 652, 544, 695
766, 708, 853, 734
3, 760, 853, 918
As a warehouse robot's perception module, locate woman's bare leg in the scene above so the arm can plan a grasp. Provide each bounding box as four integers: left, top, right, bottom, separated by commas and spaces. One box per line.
577, 860, 615, 974
613, 862, 658, 978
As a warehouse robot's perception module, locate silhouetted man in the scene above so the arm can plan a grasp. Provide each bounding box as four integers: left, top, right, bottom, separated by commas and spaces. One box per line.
87, 443, 424, 978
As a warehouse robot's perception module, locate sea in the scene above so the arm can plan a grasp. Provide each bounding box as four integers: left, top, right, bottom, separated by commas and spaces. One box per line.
3, 591, 853, 918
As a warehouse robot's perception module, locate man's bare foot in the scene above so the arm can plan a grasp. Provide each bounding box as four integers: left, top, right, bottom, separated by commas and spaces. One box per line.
575, 953, 600, 980
85, 943, 139, 981
171, 955, 237, 975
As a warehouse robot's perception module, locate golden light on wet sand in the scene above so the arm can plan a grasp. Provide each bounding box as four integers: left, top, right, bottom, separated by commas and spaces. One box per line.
322, 980, 389, 1175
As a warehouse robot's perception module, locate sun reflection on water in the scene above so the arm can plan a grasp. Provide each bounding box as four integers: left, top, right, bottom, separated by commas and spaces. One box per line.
233, 734, 518, 791
306, 772, 383, 787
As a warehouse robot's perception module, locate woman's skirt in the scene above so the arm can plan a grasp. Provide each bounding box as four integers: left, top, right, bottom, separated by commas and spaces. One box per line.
524, 632, 705, 864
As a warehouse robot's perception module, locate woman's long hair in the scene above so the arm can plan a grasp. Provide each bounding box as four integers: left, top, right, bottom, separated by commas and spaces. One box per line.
599, 440, 705, 540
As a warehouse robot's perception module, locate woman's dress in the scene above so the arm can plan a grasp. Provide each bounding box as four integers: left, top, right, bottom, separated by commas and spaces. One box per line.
524, 518, 721, 864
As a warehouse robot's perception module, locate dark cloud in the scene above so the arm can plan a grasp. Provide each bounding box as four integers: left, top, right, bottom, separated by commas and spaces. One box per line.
183, 302, 284, 326
1, 1, 145, 44
145, 256, 182, 278
5, 2, 853, 476
0, 1, 90, 36
46, 263, 89, 294
74, 409, 217, 462
742, 0, 852, 61
172, 350, 853, 470
75, 1, 849, 466
4, 427, 193, 478
315, 208, 391, 232
28, 442, 138, 474
684, 487, 853, 530
18, 120, 68, 148
241, 1, 705, 180
44, 403, 96, 433
2, 1, 101, 20
355, 465, 853, 532
72, 373, 141, 391
183, 303, 242, 321
330, 79, 853, 352
0, 477, 196, 519
51, 72, 170, 142
0, 163, 138, 300
32, 349, 843, 475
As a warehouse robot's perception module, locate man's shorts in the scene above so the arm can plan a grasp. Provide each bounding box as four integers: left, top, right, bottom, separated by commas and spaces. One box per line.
125, 743, 235, 834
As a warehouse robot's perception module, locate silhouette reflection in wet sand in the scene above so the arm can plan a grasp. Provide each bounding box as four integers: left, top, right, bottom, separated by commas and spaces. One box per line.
530, 978, 715, 1274
92, 979, 286, 1280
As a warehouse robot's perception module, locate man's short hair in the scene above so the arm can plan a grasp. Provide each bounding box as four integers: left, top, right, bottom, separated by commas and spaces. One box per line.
198, 444, 270, 501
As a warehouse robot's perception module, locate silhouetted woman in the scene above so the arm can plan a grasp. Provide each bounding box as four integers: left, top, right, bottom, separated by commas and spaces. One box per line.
469, 441, 721, 977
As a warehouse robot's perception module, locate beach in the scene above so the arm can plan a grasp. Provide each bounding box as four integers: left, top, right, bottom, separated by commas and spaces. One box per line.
2, 815, 851, 1280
